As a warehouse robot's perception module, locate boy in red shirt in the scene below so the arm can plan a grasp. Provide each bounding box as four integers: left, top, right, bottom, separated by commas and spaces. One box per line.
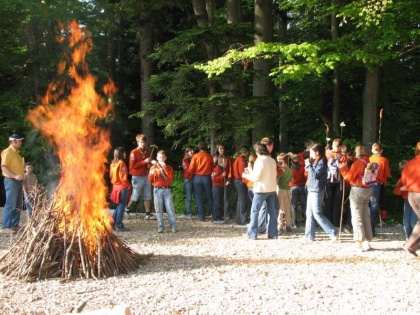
148, 150, 177, 233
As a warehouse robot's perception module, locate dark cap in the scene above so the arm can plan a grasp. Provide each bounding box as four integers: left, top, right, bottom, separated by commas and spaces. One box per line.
9, 133, 24, 141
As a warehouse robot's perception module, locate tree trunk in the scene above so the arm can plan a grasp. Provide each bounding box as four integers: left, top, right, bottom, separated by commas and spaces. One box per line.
138, 15, 155, 144
362, 67, 380, 146
278, 9, 288, 153
226, 0, 242, 24
192, 0, 218, 152
253, 0, 274, 144
331, 0, 340, 138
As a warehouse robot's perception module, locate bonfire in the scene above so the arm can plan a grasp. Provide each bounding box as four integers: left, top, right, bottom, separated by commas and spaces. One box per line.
0, 21, 150, 281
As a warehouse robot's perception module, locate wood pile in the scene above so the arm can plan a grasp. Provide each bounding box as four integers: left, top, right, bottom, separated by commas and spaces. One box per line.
0, 187, 151, 281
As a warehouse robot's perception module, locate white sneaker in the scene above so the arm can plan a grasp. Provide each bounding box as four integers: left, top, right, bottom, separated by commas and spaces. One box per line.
362, 241, 371, 252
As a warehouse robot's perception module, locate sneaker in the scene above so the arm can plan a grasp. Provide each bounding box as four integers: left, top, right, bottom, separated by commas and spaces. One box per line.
116, 227, 130, 232
330, 236, 337, 242
213, 220, 225, 224
343, 227, 353, 234
362, 241, 371, 252
124, 208, 131, 218
286, 226, 292, 232
171, 227, 177, 233
145, 213, 157, 220
186, 214, 192, 220
299, 236, 313, 244
157, 228, 164, 233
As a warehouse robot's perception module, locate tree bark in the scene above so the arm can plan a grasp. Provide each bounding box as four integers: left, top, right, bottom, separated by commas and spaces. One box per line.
331, 0, 340, 137
278, 8, 288, 153
138, 15, 155, 144
253, 0, 274, 144
362, 67, 380, 146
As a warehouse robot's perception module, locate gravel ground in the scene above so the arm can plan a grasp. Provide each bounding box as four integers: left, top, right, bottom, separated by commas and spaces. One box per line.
0, 209, 419, 315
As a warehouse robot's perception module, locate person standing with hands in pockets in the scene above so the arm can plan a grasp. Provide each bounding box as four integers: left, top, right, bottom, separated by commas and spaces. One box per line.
149, 150, 177, 233
1, 133, 25, 234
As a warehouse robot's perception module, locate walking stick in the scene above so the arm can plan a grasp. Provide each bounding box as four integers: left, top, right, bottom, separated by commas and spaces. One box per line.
338, 178, 346, 240
149, 144, 158, 159
378, 108, 384, 144
222, 157, 228, 223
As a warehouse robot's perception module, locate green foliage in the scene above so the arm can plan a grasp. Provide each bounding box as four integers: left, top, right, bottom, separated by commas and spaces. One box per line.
171, 171, 196, 215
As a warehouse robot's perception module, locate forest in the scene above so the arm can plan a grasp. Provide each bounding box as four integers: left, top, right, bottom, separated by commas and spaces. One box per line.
0, 0, 419, 217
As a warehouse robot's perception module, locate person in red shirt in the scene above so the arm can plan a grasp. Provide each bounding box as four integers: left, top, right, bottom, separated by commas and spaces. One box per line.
288, 153, 307, 227
109, 147, 131, 232
339, 144, 373, 252
325, 139, 347, 227
126, 134, 155, 220
148, 150, 177, 233
211, 156, 228, 224
187, 141, 214, 222
213, 144, 233, 220
400, 141, 420, 257
394, 160, 417, 240
181, 146, 195, 219
369, 142, 391, 236
233, 146, 249, 225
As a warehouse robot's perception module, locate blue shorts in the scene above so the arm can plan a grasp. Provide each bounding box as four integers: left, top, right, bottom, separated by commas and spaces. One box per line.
131, 175, 152, 201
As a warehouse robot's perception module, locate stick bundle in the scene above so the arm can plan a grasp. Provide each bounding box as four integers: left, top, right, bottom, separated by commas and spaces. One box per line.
0, 186, 151, 281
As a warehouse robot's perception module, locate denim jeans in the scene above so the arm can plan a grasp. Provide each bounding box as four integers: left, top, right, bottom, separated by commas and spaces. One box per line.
212, 186, 223, 221
403, 199, 418, 239
113, 188, 129, 230
183, 178, 193, 215
224, 184, 232, 219
193, 175, 213, 221
247, 192, 278, 239
2, 178, 22, 229
248, 188, 268, 233
24, 193, 33, 216
154, 187, 177, 230
304, 191, 337, 240
131, 175, 151, 202
290, 185, 306, 223
369, 183, 381, 234
235, 179, 248, 224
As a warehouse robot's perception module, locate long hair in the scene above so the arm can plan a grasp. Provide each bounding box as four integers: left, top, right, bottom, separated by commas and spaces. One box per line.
112, 147, 125, 163
184, 146, 194, 159
254, 142, 270, 156
310, 143, 325, 162
415, 141, 420, 156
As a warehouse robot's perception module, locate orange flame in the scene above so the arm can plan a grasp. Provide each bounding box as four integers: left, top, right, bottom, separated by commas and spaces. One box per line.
27, 21, 116, 253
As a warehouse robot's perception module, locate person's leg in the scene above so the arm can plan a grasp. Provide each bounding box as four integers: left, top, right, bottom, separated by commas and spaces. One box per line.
312, 192, 337, 239
350, 187, 364, 242
304, 192, 316, 240
266, 193, 278, 239
369, 183, 381, 236
247, 193, 265, 240
299, 185, 307, 221
3, 178, 21, 229
126, 176, 140, 210
224, 184, 232, 219
24, 193, 33, 216
115, 188, 129, 230
193, 176, 205, 221
324, 183, 334, 222
282, 189, 292, 229
154, 188, 165, 231
403, 199, 412, 239
163, 189, 177, 230
257, 201, 268, 233
332, 184, 344, 227
184, 179, 193, 216
212, 186, 222, 221
235, 179, 247, 224
203, 175, 213, 219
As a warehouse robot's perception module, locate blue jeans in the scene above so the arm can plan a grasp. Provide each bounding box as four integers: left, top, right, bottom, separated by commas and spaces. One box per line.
369, 183, 381, 234
247, 192, 278, 239
2, 178, 22, 229
304, 191, 337, 240
224, 184, 232, 219
112, 188, 129, 230
212, 186, 223, 221
403, 199, 418, 239
131, 175, 151, 202
183, 178, 193, 215
234, 179, 248, 224
24, 193, 33, 216
193, 175, 213, 221
248, 188, 268, 233
291, 185, 307, 224
154, 187, 177, 230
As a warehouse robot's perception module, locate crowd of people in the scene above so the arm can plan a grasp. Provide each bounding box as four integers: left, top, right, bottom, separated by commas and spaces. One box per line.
1, 132, 419, 257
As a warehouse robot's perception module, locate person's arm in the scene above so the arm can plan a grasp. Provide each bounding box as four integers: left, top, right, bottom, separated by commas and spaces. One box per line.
1, 165, 23, 181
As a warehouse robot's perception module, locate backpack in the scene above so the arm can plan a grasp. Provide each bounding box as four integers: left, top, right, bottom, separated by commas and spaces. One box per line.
360, 159, 379, 185
327, 152, 342, 183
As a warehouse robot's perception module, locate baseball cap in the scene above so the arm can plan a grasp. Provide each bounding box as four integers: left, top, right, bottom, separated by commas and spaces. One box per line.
9, 133, 24, 141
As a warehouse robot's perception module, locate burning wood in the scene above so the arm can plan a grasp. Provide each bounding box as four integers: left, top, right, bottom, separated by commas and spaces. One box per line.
0, 186, 151, 281
0, 21, 152, 281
